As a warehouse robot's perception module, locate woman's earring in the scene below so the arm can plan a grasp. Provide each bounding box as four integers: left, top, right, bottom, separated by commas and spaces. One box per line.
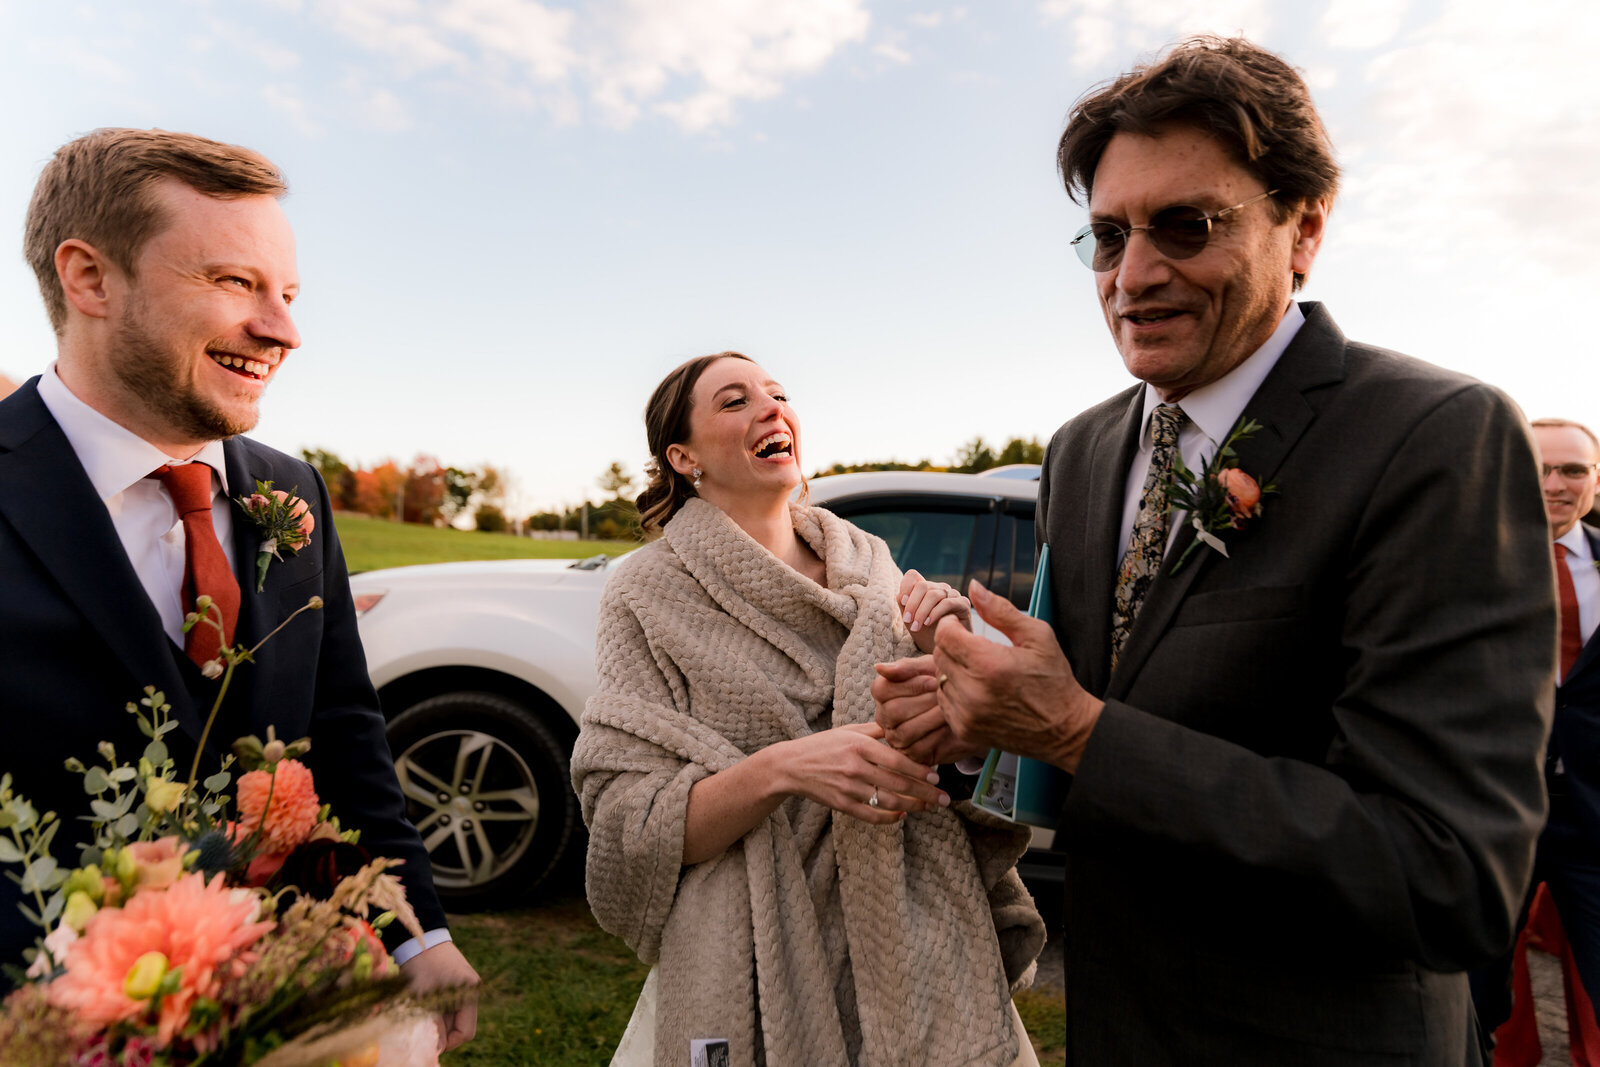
692, 468, 703, 490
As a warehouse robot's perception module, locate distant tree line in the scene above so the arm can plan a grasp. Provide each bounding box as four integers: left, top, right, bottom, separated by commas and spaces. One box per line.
812, 435, 1045, 477
303, 435, 1043, 540
301, 449, 509, 531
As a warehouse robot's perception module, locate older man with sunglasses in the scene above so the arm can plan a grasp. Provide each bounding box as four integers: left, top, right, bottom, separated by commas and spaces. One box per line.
874, 36, 1554, 1066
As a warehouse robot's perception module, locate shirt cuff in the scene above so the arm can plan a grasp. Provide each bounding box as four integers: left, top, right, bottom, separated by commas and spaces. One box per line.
392, 927, 453, 966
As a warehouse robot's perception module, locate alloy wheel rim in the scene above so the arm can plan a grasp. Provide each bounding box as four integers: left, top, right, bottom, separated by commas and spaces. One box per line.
395, 729, 540, 889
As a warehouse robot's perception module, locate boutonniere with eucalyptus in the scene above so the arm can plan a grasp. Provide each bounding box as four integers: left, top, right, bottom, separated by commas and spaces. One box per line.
1165, 416, 1276, 574
235, 480, 314, 592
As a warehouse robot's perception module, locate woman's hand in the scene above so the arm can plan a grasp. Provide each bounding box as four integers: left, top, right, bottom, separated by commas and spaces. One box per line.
898, 569, 972, 654
775, 723, 950, 824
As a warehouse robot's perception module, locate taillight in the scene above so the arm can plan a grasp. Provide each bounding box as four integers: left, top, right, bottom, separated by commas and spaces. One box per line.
353, 592, 387, 617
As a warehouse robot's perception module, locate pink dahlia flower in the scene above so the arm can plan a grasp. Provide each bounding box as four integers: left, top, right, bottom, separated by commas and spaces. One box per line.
47, 872, 273, 1047
235, 758, 320, 855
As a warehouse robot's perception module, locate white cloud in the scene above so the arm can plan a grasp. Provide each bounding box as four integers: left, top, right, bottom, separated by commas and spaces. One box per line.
1039, 0, 1274, 69
260, 83, 326, 137
1334, 0, 1600, 282
874, 41, 912, 63
433, 0, 576, 82
306, 0, 870, 133
1319, 0, 1408, 50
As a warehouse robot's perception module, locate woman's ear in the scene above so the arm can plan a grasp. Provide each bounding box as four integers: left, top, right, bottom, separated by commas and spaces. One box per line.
665, 443, 697, 478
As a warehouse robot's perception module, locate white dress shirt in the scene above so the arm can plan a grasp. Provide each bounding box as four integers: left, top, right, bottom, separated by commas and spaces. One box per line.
36, 364, 448, 965
1557, 523, 1599, 649
1116, 302, 1306, 563
37, 363, 234, 647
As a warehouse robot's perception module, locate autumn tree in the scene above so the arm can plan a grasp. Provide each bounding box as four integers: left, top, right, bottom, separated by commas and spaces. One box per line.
352, 461, 404, 519
301, 447, 357, 511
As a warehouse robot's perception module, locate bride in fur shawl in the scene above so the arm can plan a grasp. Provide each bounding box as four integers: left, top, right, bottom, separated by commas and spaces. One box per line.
571, 352, 1045, 1067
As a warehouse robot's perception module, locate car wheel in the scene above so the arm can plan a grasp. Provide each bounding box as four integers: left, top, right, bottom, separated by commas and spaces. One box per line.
385, 691, 577, 909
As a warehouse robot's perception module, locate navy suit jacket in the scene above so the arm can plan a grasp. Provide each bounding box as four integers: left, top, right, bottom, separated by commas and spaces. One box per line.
1550, 522, 1600, 852
0, 377, 445, 974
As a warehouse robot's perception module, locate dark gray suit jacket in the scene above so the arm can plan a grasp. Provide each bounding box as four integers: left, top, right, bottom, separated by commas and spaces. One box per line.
1038, 303, 1555, 1065
0, 377, 446, 976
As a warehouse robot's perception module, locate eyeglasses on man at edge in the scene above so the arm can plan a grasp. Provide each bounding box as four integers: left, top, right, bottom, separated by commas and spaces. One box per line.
1071, 189, 1280, 271
1543, 463, 1600, 480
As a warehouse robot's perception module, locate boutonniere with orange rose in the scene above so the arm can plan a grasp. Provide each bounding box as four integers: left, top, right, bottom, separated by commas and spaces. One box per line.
1164, 416, 1276, 574
235, 481, 314, 593
0, 599, 458, 1066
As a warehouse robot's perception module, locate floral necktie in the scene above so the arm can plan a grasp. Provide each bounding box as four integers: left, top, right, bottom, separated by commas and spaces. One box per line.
1111, 403, 1185, 671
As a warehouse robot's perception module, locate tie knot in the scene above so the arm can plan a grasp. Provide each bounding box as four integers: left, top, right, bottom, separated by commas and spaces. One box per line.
152, 463, 215, 516
1555, 542, 1571, 562
1150, 404, 1185, 447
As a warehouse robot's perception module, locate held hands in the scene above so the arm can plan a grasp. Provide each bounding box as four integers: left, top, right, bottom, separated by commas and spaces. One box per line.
899, 569, 971, 654
874, 580, 1103, 773
400, 940, 481, 1052
778, 723, 951, 824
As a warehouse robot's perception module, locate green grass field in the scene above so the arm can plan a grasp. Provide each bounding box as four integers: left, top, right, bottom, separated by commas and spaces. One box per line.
331, 511, 638, 573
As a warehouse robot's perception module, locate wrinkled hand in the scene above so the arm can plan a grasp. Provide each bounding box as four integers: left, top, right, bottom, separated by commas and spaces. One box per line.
898, 569, 971, 654
872, 655, 984, 765
932, 580, 1103, 773
401, 940, 480, 1052
778, 723, 950, 822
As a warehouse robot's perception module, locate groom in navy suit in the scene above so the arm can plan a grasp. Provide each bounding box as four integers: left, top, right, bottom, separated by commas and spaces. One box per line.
0, 128, 477, 1048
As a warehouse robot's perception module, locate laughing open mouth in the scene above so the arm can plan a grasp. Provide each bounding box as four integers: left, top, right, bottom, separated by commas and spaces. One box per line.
1125, 310, 1184, 325
209, 351, 272, 380
753, 432, 793, 459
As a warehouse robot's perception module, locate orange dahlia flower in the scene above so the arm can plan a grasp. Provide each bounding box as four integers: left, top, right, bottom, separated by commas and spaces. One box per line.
47, 872, 273, 1047
235, 758, 320, 854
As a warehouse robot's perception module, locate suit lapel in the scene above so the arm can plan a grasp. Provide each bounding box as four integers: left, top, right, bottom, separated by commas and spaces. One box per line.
1076, 391, 1143, 696
1569, 524, 1600, 681
224, 438, 283, 740
1107, 303, 1347, 696
0, 381, 200, 739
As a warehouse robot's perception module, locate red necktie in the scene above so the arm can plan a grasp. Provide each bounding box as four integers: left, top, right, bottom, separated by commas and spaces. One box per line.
1555, 542, 1583, 680
152, 463, 240, 668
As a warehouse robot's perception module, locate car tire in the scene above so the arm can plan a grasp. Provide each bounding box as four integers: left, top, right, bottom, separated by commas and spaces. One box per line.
385, 691, 577, 910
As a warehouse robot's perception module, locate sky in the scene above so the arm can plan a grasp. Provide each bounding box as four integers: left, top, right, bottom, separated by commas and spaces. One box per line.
2, 0, 1594, 516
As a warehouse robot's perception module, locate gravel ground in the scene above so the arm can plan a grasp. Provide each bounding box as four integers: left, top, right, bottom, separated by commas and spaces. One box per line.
1029, 929, 1573, 1059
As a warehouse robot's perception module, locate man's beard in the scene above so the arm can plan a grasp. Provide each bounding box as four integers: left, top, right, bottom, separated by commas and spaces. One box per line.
110, 302, 260, 442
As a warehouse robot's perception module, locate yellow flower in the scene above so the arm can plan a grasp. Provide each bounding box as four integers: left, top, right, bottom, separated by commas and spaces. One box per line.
144, 778, 186, 815
123, 951, 169, 999
63, 891, 98, 932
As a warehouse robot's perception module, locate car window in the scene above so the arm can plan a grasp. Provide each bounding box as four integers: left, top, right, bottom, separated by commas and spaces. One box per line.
846, 509, 980, 589
1004, 515, 1038, 612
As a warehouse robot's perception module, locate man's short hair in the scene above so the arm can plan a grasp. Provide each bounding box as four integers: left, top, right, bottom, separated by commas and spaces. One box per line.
1532, 417, 1600, 459
24, 128, 286, 334
1057, 36, 1341, 218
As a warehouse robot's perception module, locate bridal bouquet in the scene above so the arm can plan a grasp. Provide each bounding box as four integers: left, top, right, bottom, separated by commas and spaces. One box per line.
0, 600, 448, 1066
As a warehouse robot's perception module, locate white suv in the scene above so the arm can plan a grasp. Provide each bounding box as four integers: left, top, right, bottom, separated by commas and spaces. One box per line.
350, 469, 1047, 909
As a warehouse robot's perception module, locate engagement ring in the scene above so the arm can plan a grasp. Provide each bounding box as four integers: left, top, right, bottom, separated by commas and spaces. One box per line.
868, 788, 880, 808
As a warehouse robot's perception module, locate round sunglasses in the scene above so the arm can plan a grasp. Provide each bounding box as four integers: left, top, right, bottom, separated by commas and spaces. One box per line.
1071, 189, 1279, 271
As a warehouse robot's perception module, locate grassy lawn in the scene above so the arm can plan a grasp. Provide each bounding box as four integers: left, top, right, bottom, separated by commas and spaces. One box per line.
331, 511, 638, 573
439, 866, 1068, 1066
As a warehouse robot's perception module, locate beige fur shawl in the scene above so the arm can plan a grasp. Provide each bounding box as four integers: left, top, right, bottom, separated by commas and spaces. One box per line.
572, 498, 1044, 1067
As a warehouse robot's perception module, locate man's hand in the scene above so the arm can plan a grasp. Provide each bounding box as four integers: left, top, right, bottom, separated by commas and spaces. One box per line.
872, 655, 984, 765
933, 580, 1103, 773
401, 940, 480, 1052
